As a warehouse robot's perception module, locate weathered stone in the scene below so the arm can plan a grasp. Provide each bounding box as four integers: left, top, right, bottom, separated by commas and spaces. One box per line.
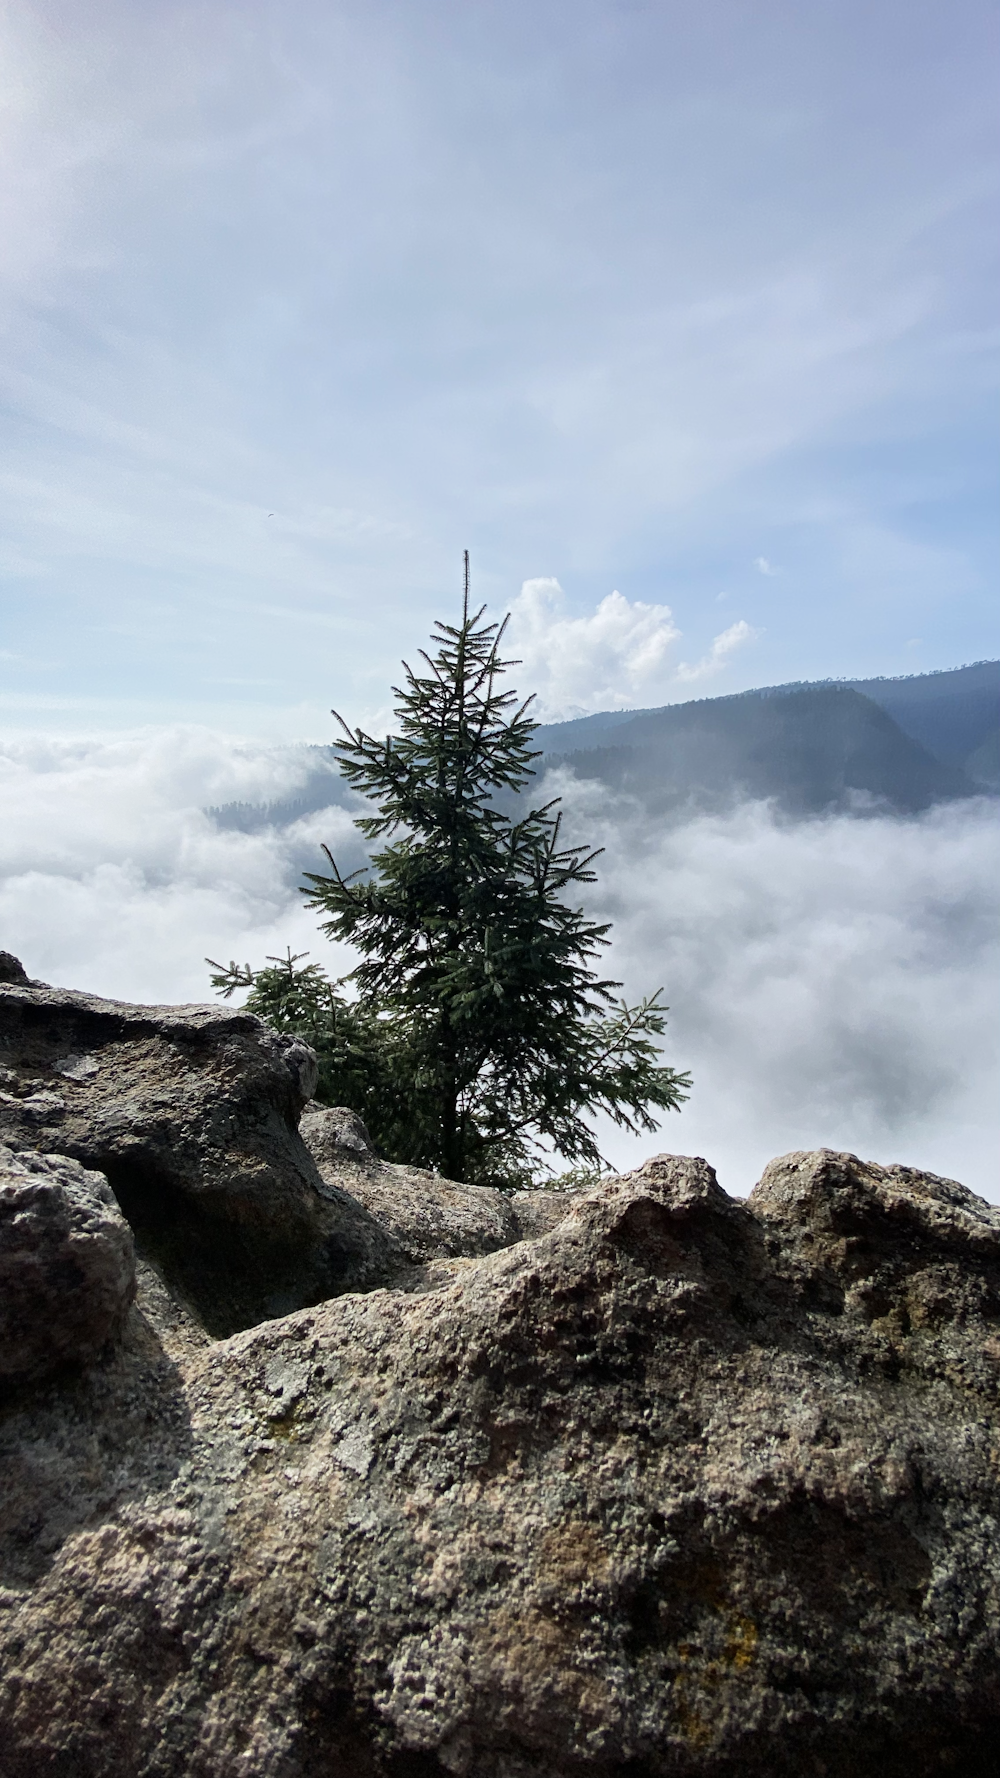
301, 1104, 571, 1266
0, 1146, 997, 1774
0, 977, 570, 1335
0, 1145, 136, 1386
0, 951, 28, 985
0, 976, 399, 1333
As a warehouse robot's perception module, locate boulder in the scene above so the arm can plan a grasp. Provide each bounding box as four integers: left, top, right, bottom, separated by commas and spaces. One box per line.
0, 1145, 136, 1386
1, 1147, 998, 1774
301, 1104, 571, 1266
0, 965, 568, 1335
0, 969, 403, 1333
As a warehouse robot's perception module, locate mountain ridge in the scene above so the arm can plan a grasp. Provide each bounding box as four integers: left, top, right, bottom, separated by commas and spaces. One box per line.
208, 660, 999, 832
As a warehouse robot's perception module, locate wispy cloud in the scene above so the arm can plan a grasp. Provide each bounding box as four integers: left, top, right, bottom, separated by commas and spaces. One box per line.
0, 0, 995, 723
673, 619, 760, 685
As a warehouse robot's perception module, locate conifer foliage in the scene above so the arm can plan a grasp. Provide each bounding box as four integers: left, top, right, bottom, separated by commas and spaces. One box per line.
211, 559, 689, 1186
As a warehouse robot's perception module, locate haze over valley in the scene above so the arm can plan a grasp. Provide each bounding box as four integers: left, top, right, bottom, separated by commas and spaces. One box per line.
2, 660, 996, 1199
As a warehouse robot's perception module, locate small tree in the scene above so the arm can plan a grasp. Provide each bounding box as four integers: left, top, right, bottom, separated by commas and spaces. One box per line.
220, 557, 687, 1186
207, 947, 423, 1159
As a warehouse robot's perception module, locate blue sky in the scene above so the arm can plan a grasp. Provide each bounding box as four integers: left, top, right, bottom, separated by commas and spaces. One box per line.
1, 0, 997, 733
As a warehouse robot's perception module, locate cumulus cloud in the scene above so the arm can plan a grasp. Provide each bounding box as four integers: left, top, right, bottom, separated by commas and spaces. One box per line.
503, 583, 760, 716
504, 579, 681, 720
0, 729, 995, 1202
673, 619, 760, 685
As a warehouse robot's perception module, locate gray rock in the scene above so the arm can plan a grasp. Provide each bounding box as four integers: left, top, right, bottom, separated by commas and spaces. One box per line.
301, 1104, 571, 1267
0, 1145, 136, 1385
1, 1146, 998, 1774
0, 951, 28, 984
0, 980, 399, 1334
0, 987, 562, 1338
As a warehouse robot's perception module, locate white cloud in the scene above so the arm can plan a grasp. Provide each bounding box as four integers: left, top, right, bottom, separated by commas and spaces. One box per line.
549, 772, 1000, 1199
504, 579, 681, 719
0, 3, 995, 717
0, 727, 995, 1204
673, 619, 759, 685
0, 728, 360, 1003
754, 555, 775, 575
502, 584, 761, 717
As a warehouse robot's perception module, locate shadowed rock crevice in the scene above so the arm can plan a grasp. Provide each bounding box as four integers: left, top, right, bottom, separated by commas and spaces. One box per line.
101, 1151, 350, 1337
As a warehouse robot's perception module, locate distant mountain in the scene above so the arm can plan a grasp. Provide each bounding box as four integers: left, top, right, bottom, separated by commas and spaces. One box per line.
534, 663, 999, 818
535, 661, 998, 766
842, 662, 1000, 782
207, 663, 998, 833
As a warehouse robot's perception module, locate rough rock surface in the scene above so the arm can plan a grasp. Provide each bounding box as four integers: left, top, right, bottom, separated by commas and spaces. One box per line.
1, 1145, 998, 1775
0, 950, 29, 985
0, 973, 401, 1332
0, 970, 570, 1335
301, 1106, 571, 1264
0, 1145, 136, 1387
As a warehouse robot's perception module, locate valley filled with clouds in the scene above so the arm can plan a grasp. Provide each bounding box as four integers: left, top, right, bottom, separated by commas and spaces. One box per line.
2, 725, 995, 1201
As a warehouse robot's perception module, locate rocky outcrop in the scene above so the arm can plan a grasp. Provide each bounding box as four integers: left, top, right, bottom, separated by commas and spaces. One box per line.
1, 1134, 999, 1775
0, 1145, 136, 1387
0, 951, 29, 985
301, 1106, 571, 1266
0, 974, 405, 1332
0, 973, 574, 1337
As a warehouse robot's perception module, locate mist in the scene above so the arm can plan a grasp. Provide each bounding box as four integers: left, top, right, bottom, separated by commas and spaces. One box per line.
0, 728, 996, 1200
549, 771, 998, 1196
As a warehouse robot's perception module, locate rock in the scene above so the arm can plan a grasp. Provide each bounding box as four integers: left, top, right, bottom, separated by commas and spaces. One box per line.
0, 984, 565, 1335
0, 979, 401, 1334
0, 951, 28, 984
0, 1145, 136, 1386
301, 1104, 572, 1266
1, 1146, 998, 1774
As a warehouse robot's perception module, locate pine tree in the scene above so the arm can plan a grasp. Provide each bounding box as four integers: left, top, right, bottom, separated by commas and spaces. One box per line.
206, 947, 422, 1159
287, 555, 690, 1185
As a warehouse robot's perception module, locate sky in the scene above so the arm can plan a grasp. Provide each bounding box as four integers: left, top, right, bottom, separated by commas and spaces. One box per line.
1, 0, 998, 733
1, 2, 997, 1197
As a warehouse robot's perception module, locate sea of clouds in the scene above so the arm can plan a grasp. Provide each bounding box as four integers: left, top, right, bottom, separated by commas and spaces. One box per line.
1, 727, 996, 1201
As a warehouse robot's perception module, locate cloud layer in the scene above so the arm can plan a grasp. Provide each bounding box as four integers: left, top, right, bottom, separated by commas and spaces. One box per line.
0, 729, 363, 1005
553, 773, 1000, 1196
1, 727, 995, 1201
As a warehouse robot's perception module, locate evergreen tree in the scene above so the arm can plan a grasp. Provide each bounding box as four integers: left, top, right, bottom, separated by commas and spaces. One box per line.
206, 947, 422, 1160
212, 558, 689, 1185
